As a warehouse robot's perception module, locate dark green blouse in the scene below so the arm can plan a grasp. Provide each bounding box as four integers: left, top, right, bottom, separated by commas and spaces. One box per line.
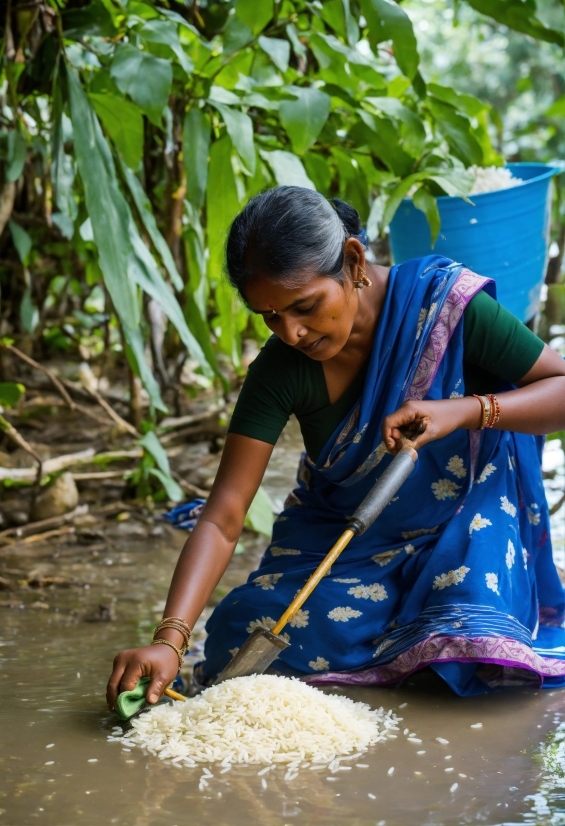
228, 290, 544, 462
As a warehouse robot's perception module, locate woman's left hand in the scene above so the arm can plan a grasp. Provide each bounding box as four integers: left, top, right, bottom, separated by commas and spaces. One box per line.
383, 397, 481, 454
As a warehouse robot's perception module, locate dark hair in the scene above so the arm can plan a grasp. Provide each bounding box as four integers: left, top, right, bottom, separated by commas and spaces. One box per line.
225, 186, 366, 297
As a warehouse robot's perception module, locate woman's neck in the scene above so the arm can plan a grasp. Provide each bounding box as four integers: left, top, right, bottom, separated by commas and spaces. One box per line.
339, 263, 390, 363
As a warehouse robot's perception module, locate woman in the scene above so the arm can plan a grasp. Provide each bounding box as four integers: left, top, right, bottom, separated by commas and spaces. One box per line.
107, 186, 565, 706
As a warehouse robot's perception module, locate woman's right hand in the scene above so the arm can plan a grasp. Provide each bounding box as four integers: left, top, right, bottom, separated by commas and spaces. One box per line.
106, 644, 180, 711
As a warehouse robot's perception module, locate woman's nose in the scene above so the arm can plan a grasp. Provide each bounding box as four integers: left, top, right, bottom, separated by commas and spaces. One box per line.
278, 315, 307, 345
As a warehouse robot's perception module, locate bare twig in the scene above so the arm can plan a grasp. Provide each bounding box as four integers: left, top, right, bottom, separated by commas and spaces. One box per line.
0, 504, 88, 543
0, 413, 42, 496
158, 402, 226, 433
0, 448, 95, 482
10, 526, 76, 547
81, 389, 140, 437
2, 344, 139, 437
73, 470, 130, 481
2, 343, 75, 409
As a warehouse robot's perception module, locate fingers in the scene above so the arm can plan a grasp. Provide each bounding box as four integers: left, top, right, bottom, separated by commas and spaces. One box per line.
146, 673, 170, 705
382, 403, 422, 452
106, 654, 127, 711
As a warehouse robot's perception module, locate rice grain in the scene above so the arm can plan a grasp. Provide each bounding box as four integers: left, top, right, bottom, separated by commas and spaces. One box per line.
116, 674, 398, 767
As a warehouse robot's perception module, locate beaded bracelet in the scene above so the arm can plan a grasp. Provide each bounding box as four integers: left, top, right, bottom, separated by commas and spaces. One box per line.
485, 393, 501, 428
151, 638, 184, 671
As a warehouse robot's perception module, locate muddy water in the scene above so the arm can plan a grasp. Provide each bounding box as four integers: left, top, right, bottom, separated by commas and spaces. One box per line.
2, 420, 565, 826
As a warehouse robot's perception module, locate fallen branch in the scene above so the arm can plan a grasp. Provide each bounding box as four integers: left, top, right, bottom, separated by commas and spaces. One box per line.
1, 344, 138, 436
0, 448, 95, 482
171, 471, 208, 500
0, 504, 88, 544
10, 526, 76, 547
73, 470, 130, 481
3, 343, 75, 409
158, 401, 226, 433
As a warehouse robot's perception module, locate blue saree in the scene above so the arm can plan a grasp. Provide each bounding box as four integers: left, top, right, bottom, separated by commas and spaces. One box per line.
202, 255, 565, 696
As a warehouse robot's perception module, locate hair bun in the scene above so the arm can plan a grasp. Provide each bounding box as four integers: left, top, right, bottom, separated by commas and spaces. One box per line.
331, 198, 362, 237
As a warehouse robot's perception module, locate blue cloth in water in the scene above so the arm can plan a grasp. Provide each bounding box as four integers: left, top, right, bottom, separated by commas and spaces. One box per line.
200, 256, 565, 695
160, 499, 206, 531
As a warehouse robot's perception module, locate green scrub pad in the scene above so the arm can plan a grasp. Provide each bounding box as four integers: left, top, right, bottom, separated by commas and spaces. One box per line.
115, 677, 151, 721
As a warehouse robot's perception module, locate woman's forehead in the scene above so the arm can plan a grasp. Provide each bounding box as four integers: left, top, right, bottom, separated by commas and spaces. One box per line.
244, 274, 326, 309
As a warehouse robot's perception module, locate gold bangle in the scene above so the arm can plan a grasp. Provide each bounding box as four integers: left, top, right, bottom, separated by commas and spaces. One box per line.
154, 622, 191, 650
151, 638, 184, 671
473, 394, 487, 429
485, 393, 501, 428
156, 617, 192, 636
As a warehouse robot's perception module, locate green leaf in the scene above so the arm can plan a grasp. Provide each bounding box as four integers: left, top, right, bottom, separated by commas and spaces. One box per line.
427, 98, 484, 166
235, 0, 274, 35
134, 19, 194, 76
260, 150, 315, 189
119, 160, 183, 292
258, 36, 290, 73
223, 16, 254, 55
211, 103, 256, 175
412, 185, 440, 247
382, 172, 430, 228
547, 96, 565, 118
127, 215, 212, 376
110, 44, 172, 125
66, 65, 139, 331
90, 93, 144, 171
304, 153, 332, 192
20, 288, 39, 335
0, 382, 25, 408
279, 87, 331, 155
183, 109, 211, 210
244, 484, 274, 536
6, 131, 27, 183
139, 431, 172, 477
123, 326, 167, 413
465, 0, 564, 47
207, 137, 242, 365
148, 468, 184, 502
62, 2, 117, 39
9, 220, 32, 265
427, 83, 486, 118
363, 97, 425, 157
319, 0, 348, 38
359, 0, 419, 80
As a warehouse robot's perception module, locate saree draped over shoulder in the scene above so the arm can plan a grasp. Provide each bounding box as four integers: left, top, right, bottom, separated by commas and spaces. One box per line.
203, 255, 565, 696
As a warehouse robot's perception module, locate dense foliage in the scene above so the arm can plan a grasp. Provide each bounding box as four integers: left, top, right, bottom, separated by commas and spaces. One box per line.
2, 0, 563, 394
1, 0, 564, 502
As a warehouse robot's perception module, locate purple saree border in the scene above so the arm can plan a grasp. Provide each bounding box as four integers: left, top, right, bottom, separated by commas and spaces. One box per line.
405, 269, 491, 402
307, 634, 565, 688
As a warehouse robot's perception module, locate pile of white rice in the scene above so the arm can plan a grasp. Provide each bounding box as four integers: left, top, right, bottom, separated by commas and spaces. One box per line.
109, 675, 400, 767
468, 165, 523, 195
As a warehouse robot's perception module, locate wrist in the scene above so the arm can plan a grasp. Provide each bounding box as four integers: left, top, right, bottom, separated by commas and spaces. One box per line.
453, 396, 483, 430
154, 626, 187, 648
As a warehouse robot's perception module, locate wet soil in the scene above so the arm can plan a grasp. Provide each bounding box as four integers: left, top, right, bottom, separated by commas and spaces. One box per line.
2, 420, 565, 826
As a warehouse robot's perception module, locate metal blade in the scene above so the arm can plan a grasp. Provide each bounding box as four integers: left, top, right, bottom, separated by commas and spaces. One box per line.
214, 626, 290, 683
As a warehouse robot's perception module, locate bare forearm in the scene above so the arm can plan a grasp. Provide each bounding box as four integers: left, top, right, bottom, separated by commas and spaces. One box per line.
454, 377, 565, 435
162, 518, 238, 630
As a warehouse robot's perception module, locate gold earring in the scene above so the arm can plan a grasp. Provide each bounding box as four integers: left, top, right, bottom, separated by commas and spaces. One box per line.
354, 267, 372, 288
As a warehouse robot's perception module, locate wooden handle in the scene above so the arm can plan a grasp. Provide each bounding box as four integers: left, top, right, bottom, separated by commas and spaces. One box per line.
271, 529, 355, 636
164, 686, 186, 702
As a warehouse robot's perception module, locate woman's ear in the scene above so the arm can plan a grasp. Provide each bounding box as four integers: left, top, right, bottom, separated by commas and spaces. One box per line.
343, 237, 366, 284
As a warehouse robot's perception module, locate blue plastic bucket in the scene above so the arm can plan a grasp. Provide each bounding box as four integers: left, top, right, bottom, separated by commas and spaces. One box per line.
389, 163, 563, 321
